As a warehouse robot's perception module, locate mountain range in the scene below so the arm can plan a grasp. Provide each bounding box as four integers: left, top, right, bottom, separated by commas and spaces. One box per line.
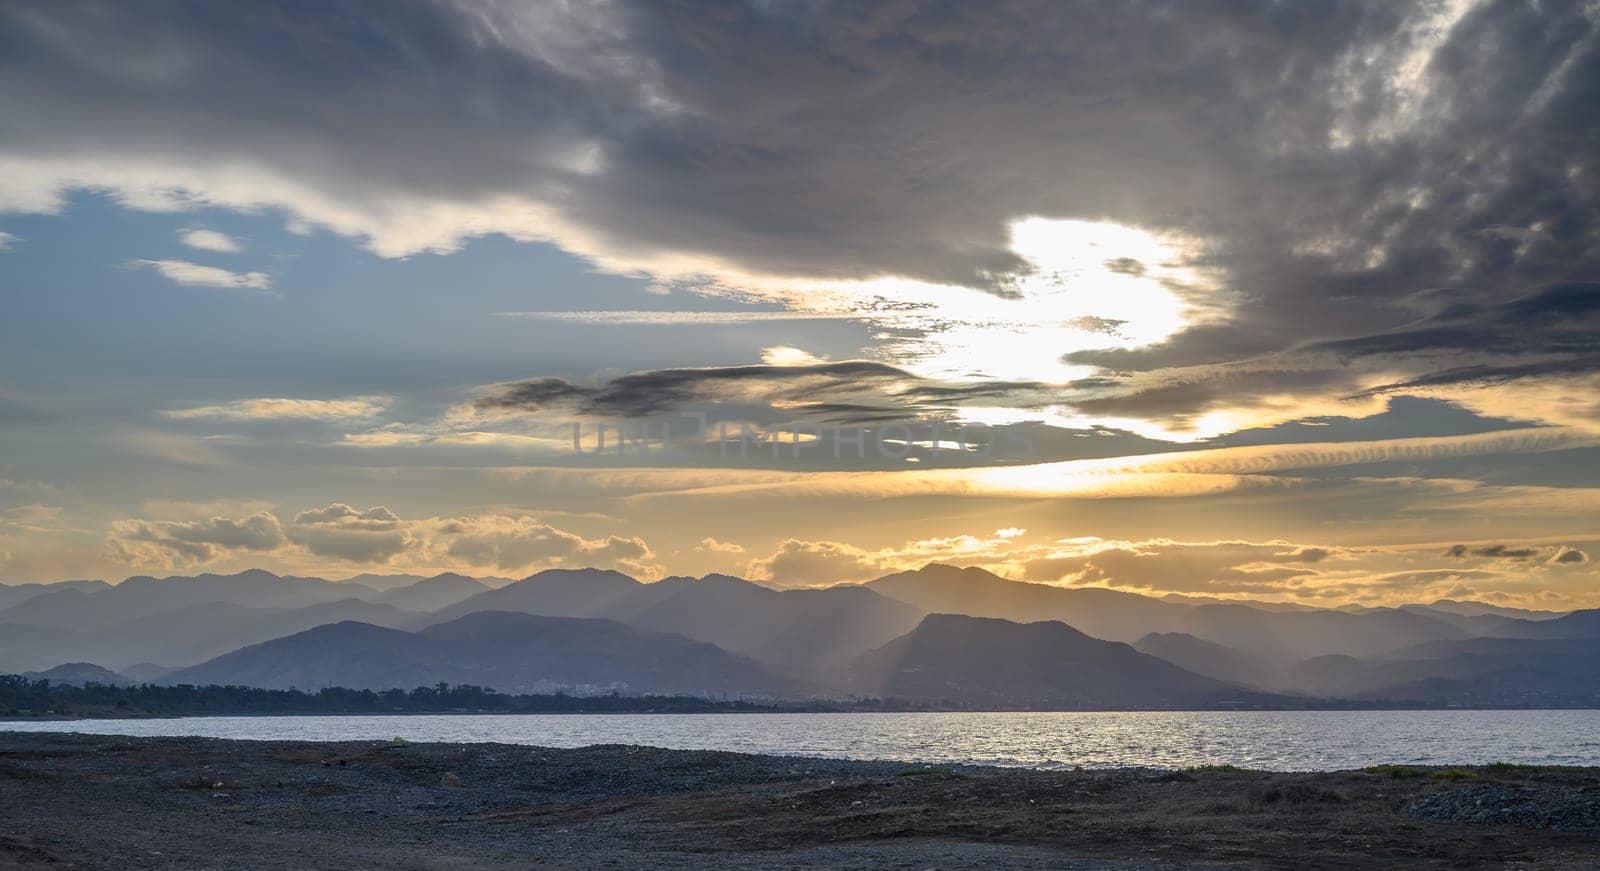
167, 611, 802, 696
2, 565, 1594, 709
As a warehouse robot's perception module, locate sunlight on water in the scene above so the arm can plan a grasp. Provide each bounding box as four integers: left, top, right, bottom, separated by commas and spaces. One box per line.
9, 710, 1600, 771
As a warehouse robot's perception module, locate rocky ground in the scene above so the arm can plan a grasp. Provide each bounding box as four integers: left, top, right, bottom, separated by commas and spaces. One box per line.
2, 732, 1598, 869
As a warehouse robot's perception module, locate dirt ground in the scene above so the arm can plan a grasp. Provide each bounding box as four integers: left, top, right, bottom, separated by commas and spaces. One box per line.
2, 731, 1597, 869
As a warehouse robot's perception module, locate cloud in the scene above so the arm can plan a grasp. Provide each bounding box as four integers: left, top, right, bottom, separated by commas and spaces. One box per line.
1444, 542, 1592, 564
746, 539, 890, 587
613, 427, 1596, 503
286, 504, 415, 563
746, 528, 1042, 587
2, 2, 1591, 389
1067, 283, 1600, 435
467, 360, 1054, 425
131, 258, 272, 291
761, 346, 827, 367
695, 537, 744, 554
496, 310, 856, 325
105, 511, 287, 568
1020, 539, 1354, 593
122, 430, 233, 468
339, 429, 568, 453
0, 231, 17, 250
164, 397, 390, 421
1551, 546, 1590, 565
0, 503, 65, 533
431, 513, 656, 576
178, 228, 243, 253
1445, 543, 1539, 560
3, 2, 1598, 442
101, 502, 661, 576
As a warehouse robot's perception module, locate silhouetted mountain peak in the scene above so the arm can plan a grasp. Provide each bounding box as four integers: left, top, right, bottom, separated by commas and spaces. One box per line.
523, 566, 639, 584
426, 572, 475, 583
842, 613, 1241, 708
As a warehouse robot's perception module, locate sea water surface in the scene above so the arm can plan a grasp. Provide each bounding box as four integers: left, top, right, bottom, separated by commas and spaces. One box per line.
8, 710, 1600, 770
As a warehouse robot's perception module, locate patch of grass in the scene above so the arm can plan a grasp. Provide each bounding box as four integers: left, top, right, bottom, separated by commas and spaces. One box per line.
1364, 765, 1478, 781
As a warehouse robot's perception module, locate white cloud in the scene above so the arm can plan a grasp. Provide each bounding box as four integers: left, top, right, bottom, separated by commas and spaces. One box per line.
178, 228, 243, 253
163, 397, 390, 422
0, 231, 17, 250
132, 258, 271, 291
695, 537, 745, 554
761, 345, 827, 366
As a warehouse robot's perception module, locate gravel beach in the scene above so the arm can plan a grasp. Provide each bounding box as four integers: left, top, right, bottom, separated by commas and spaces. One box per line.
2, 731, 1598, 869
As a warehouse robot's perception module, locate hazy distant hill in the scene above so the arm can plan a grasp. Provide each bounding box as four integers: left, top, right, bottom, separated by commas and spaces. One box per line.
8, 564, 1592, 709
840, 614, 1247, 709
0, 580, 109, 611
1175, 603, 1469, 661
0, 598, 420, 672
21, 662, 126, 686
431, 569, 922, 668
1159, 593, 1318, 612
620, 574, 923, 670
120, 662, 178, 683
166, 621, 442, 691
375, 573, 488, 612
167, 611, 803, 696
418, 611, 805, 694
862, 564, 1474, 660
1133, 633, 1286, 690
1488, 608, 1600, 641
1394, 605, 1525, 636
426, 568, 645, 622
1426, 599, 1570, 621
339, 573, 518, 592
0, 570, 381, 632
0, 623, 85, 674
863, 564, 1186, 643
84, 599, 421, 669
336, 573, 430, 592
1286, 637, 1600, 706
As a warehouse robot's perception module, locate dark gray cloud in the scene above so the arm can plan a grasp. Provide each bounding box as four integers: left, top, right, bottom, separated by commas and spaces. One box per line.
1552, 547, 1590, 565
1068, 282, 1600, 429
3, 0, 1596, 426
2, 2, 1592, 294
1445, 543, 1539, 560
1443, 543, 1591, 564
472, 360, 1055, 422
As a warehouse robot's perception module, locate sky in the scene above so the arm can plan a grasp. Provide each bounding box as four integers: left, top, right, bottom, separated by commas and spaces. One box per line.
1, 0, 1597, 607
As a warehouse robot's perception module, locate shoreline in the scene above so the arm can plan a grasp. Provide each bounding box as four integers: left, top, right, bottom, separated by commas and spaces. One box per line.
8, 704, 1600, 722
3, 732, 1598, 868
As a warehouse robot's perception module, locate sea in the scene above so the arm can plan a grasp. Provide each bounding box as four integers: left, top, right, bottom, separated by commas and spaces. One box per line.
7, 709, 1600, 770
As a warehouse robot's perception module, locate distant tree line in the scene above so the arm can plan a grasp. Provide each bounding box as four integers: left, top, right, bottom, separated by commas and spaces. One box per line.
2, 675, 1425, 717
0, 675, 821, 718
